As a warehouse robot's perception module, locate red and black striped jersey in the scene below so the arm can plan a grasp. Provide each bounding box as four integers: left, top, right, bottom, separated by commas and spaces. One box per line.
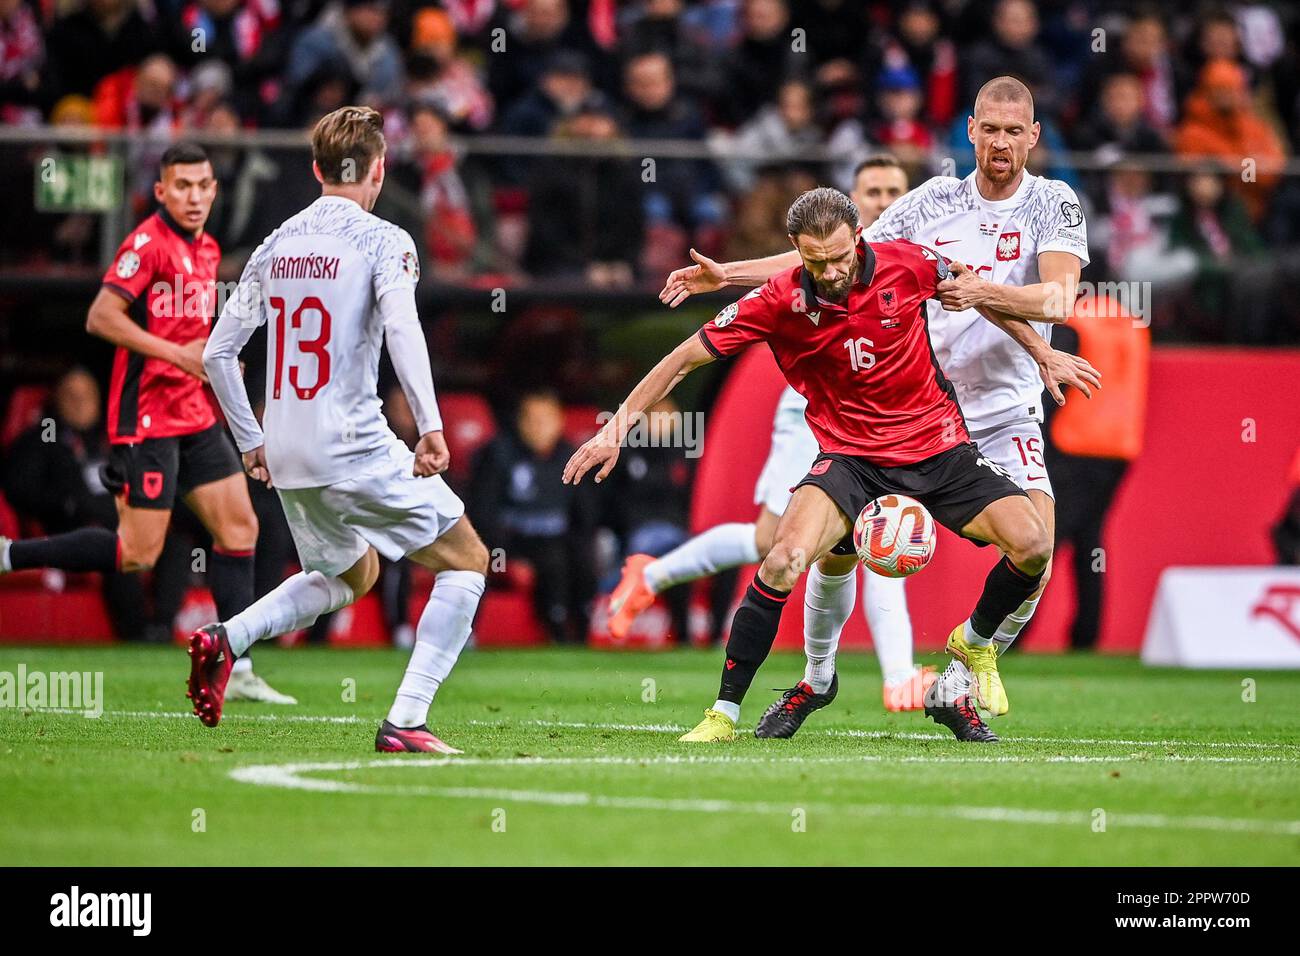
100, 208, 220, 444
697, 238, 968, 466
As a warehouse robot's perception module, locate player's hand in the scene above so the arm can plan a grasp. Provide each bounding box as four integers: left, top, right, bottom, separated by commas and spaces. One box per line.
242, 446, 271, 487
174, 339, 209, 382
935, 260, 986, 312
1037, 349, 1102, 405
413, 431, 450, 477
659, 248, 727, 308
562, 431, 620, 485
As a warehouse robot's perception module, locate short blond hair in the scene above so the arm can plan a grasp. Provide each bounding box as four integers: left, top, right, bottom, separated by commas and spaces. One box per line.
311, 106, 386, 185
974, 76, 1034, 119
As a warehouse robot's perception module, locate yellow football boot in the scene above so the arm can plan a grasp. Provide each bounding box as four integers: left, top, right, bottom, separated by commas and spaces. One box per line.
678, 709, 737, 742
946, 624, 1009, 716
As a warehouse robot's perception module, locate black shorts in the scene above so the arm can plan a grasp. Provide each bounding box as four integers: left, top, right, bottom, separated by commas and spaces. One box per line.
101, 423, 243, 511
792, 442, 1028, 556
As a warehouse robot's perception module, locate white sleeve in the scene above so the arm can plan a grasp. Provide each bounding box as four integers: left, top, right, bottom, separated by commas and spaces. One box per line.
373, 226, 421, 300
203, 257, 266, 453
1035, 181, 1090, 267
863, 176, 950, 242
379, 285, 442, 435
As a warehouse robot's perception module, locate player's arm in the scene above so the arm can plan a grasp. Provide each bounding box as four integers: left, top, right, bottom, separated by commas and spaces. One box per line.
937, 250, 1082, 323
85, 287, 208, 381
658, 248, 800, 306
379, 286, 447, 478
563, 334, 715, 485
203, 278, 269, 483
975, 300, 1100, 405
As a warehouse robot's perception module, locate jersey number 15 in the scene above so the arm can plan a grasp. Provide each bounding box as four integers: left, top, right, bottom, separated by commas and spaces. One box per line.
270, 296, 332, 400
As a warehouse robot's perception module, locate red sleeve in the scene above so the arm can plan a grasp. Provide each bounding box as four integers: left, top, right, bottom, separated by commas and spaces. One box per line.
101, 228, 160, 302
697, 282, 781, 359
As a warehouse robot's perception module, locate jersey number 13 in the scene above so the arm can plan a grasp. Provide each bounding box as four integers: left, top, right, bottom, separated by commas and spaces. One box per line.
270, 296, 332, 400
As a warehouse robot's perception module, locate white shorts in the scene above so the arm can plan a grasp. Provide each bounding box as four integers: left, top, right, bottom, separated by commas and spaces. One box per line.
752, 414, 821, 517
969, 419, 1054, 499
276, 445, 466, 577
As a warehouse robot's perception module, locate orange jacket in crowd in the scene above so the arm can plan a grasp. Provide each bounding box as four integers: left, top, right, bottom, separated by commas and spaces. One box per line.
1051, 293, 1150, 461
1174, 59, 1288, 222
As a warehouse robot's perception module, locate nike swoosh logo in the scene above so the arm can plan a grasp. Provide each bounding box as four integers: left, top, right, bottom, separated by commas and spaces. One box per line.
934, 238, 960, 246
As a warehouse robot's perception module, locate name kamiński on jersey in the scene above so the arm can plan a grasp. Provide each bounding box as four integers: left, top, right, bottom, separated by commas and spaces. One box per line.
270, 254, 341, 280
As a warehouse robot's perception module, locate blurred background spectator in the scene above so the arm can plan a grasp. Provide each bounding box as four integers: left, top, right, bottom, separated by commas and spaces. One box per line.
469, 388, 596, 644
2, 369, 187, 642
0, 0, 1298, 325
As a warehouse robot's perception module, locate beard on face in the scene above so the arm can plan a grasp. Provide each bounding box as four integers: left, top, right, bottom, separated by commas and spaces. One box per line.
813, 254, 859, 303
981, 148, 1020, 185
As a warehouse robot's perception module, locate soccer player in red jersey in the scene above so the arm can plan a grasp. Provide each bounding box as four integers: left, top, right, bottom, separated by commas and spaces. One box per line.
0, 144, 290, 703
565, 187, 1094, 743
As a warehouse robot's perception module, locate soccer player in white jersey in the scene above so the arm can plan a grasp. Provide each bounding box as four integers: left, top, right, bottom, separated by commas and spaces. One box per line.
658, 76, 1095, 736
187, 106, 490, 753
608, 156, 939, 718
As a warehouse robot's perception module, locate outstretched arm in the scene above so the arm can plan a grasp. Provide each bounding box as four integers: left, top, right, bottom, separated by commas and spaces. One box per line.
562, 333, 715, 485
938, 259, 1099, 405
977, 302, 1100, 406
937, 251, 1083, 323
659, 248, 801, 307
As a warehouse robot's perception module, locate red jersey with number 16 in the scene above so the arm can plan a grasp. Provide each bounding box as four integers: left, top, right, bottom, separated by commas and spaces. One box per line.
697, 237, 968, 466
100, 208, 220, 444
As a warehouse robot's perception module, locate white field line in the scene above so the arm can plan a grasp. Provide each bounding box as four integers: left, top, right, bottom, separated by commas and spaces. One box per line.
228, 756, 1300, 836
470, 718, 1300, 753
14, 709, 1300, 754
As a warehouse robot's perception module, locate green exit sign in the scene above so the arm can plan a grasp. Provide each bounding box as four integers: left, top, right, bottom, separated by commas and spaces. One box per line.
34, 154, 124, 213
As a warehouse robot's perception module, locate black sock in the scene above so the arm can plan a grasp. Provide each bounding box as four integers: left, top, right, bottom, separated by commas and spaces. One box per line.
9, 528, 119, 573
209, 548, 255, 624
970, 556, 1044, 639
718, 577, 790, 705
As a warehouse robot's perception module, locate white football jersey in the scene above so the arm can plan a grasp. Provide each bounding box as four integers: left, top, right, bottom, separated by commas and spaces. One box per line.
219, 196, 422, 489
865, 170, 1089, 431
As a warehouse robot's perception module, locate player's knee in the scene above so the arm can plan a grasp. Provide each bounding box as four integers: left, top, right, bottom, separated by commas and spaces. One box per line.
760, 540, 809, 591
118, 538, 162, 573
215, 512, 259, 552
353, 560, 381, 597
1036, 556, 1054, 591
463, 538, 490, 576
1008, 525, 1052, 576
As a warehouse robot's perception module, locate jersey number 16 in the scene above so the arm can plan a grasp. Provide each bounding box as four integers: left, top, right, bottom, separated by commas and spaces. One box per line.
843, 336, 876, 372
270, 296, 332, 400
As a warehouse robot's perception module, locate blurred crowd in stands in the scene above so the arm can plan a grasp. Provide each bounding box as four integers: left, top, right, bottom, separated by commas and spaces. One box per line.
4, 0, 1300, 340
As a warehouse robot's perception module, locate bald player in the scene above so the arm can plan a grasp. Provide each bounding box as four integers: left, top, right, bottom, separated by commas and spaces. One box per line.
659, 77, 1095, 736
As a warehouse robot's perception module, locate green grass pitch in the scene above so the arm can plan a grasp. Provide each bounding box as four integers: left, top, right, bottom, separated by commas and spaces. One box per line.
1, 645, 1298, 865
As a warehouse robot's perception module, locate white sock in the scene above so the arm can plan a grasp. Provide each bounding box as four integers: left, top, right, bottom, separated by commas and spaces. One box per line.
993, 594, 1041, 654
225, 571, 355, 657
711, 699, 740, 723
231, 656, 253, 675
0, 539, 11, 572
387, 570, 485, 728
643, 522, 759, 593
964, 617, 993, 648
863, 571, 914, 684
941, 658, 972, 700
802, 564, 856, 693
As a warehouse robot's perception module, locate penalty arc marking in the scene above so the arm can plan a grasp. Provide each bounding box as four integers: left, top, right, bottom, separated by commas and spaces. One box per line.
227, 756, 1300, 835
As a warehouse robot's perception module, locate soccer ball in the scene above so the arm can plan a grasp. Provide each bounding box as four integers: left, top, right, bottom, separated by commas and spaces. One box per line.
853, 495, 937, 578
